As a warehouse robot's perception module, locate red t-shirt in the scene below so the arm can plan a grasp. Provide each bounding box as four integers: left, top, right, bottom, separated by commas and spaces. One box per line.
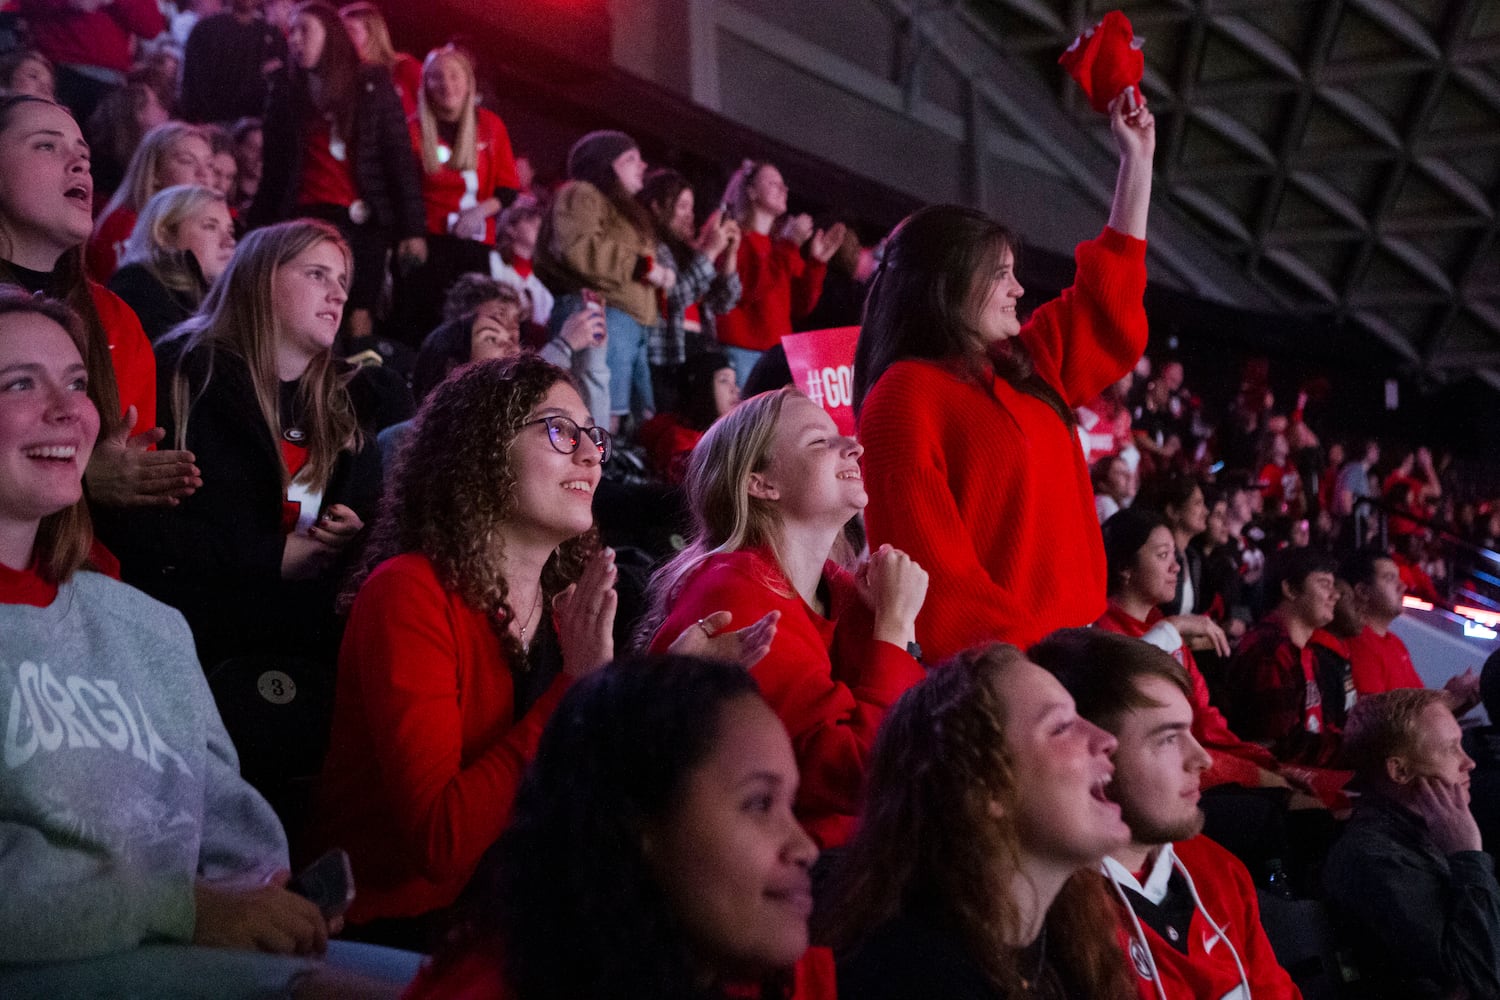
92, 281, 157, 431
1347, 624, 1423, 695
408, 107, 520, 242
391, 52, 422, 118
298, 121, 360, 210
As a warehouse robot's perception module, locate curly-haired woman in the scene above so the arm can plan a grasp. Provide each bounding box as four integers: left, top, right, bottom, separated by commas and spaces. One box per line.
404, 655, 834, 1000
824, 643, 1137, 1000
643, 387, 928, 850
310, 354, 619, 948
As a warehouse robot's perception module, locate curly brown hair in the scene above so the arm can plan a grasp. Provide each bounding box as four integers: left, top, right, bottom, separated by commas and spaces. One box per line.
344, 355, 599, 657
821, 643, 1134, 999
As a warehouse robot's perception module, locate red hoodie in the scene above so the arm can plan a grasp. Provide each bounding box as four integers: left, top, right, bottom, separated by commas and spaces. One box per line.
19, 0, 164, 75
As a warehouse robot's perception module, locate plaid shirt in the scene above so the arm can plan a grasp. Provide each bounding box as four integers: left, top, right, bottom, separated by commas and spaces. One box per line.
1223, 615, 1344, 768
645, 242, 742, 367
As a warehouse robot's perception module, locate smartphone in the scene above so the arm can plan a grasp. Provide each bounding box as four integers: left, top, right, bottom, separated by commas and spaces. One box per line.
289, 848, 355, 921
580, 289, 607, 343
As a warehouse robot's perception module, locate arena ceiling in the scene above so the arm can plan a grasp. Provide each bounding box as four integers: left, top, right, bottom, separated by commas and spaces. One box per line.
967, 0, 1500, 386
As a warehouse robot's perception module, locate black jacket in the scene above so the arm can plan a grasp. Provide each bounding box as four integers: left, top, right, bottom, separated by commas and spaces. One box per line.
1324, 792, 1500, 999
248, 63, 424, 238
104, 337, 382, 670
106, 254, 207, 343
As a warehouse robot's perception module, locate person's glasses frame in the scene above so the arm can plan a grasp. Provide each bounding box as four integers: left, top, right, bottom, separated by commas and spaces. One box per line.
522, 414, 612, 463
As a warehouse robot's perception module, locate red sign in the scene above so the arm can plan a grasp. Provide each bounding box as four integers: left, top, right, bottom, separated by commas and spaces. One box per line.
782, 326, 860, 435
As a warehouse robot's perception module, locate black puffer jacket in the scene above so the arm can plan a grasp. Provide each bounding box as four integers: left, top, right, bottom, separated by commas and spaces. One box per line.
248, 63, 424, 238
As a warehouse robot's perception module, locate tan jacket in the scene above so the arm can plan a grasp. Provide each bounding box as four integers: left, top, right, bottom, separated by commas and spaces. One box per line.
536, 180, 658, 325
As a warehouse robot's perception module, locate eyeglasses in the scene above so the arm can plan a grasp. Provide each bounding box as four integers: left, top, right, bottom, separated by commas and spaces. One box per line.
523, 414, 611, 463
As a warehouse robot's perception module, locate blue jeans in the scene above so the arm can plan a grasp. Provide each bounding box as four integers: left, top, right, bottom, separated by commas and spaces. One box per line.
551, 297, 657, 425
722, 344, 763, 391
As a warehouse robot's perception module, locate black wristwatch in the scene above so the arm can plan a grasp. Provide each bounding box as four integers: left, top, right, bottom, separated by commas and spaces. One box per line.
906, 640, 924, 663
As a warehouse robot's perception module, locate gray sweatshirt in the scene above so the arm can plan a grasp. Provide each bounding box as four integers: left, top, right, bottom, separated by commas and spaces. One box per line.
0, 572, 288, 963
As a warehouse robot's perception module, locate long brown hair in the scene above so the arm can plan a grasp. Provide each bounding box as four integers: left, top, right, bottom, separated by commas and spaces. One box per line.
821, 643, 1135, 999
0, 95, 122, 437
292, 2, 361, 145
167, 219, 358, 491
98, 121, 208, 222
0, 292, 99, 583
344, 355, 597, 656
852, 204, 1072, 427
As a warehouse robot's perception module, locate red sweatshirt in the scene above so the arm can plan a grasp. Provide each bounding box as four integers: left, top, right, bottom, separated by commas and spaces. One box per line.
401, 944, 838, 1000
715, 231, 826, 352
1347, 624, 1423, 695
1108, 837, 1301, 1000
859, 227, 1148, 660
19, 0, 164, 75
93, 280, 156, 430
1096, 604, 1278, 790
311, 554, 573, 923
649, 547, 924, 848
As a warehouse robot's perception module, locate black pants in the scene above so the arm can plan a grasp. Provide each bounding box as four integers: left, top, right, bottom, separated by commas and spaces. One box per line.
388, 233, 493, 349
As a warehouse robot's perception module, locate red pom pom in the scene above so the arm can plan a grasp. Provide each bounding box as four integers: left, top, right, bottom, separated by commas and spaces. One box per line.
1058, 11, 1144, 114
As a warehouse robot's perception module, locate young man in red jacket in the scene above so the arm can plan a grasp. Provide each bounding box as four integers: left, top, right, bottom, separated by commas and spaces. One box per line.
1033, 628, 1301, 1000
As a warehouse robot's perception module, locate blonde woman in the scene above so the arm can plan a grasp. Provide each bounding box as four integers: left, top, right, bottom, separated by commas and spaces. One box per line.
643, 387, 928, 849
340, 2, 422, 114
395, 44, 521, 341
87, 121, 212, 282
115, 219, 381, 668
108, 184, 236, 341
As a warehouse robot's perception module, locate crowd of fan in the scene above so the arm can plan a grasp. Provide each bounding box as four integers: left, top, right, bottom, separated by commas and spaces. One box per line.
2, 2, 1500, 1000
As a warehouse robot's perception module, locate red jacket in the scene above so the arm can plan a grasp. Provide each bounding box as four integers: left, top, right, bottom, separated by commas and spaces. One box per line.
311, 554, 572, 923
649, 548, 924, 848
401, 944, 838, 1000
19, 0, 164, 74
859, 227, 1148, 660
1108, 836, 1301, 1000
714, 231, 826, 352
1096, 604, 1278, 790
93, 280, 155, 430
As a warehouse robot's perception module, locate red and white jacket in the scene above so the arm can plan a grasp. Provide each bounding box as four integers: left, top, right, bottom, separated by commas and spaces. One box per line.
1105, 836, 1301, 1000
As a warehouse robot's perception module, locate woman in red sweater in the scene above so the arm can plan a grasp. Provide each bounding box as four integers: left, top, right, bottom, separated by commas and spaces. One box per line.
714, 159, 844, 386
0, 96, 198, 514
644, 387, 928, 849
88, 121, 213, 282
853, 91, 1155, 661
311, 354, 619, 948
403, 655, 835, 1000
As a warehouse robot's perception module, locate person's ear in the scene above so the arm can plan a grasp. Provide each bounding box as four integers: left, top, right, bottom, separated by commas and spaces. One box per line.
1281, 579, 1298, 604
747, 472, 779, 502
987, 799, 1005, 819
1386, 754, 1413, 786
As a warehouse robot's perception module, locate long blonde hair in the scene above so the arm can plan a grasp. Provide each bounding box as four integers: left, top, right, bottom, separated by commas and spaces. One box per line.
120, 184, 225, 295
167, 219, 359, 491
339, 2, 398, 67
98, 121, 207, 222
416, 45, 477, 175
639, 388, 798, 646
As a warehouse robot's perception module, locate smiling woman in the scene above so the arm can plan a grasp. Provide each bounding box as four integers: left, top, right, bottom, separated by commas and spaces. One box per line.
403, 655, 837, 1000
642, 387, 929, 849
309, 354, 619, 947
107, 220, 381, 669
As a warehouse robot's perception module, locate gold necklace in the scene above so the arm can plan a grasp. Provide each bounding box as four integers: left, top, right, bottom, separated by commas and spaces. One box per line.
515, 586, 542, 648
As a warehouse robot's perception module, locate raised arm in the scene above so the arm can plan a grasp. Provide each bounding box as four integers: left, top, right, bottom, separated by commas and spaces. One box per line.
1106, 89, 1155, 239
